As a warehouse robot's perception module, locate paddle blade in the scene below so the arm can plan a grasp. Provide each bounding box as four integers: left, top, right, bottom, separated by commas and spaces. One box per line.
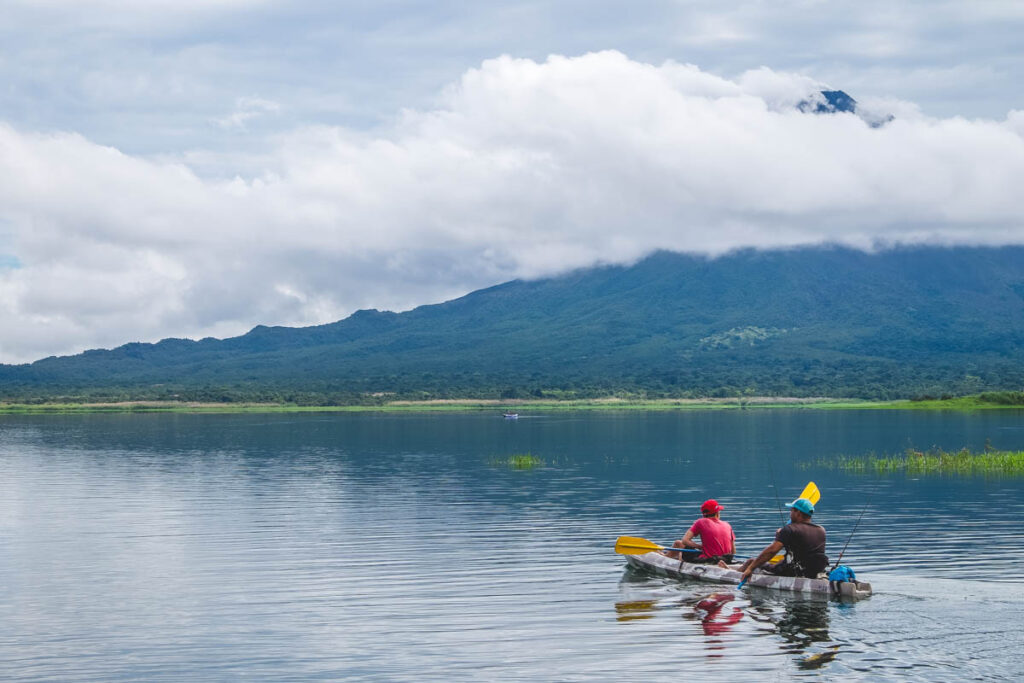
614, 536, 666, 555
800, 481, 821, 505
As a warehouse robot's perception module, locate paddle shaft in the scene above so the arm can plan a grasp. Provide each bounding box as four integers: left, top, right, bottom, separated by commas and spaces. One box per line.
617, 540, 762, 565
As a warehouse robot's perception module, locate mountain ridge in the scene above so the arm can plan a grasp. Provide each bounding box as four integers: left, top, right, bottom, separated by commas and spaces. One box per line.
2, 244, 1024, 401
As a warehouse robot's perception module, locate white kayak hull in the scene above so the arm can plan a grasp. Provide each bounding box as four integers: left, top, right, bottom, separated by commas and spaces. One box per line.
625, 551, 872, 599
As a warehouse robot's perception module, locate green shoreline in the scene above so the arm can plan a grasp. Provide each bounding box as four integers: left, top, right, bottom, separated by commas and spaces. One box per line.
1, 395, 1021, 415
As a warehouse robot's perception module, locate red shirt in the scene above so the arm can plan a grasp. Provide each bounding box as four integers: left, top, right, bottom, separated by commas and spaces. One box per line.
688, 517, 735, 558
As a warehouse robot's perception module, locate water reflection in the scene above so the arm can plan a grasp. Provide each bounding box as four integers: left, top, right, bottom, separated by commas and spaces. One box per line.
748, 592, 838, 669
2, 411, 1024, 680
675, 591, 746, 659
614, 599, 656, 621
693, 593, 744, 639
798, 646, 841, 670
767, 596, 831, 648
620, 570, 842, 666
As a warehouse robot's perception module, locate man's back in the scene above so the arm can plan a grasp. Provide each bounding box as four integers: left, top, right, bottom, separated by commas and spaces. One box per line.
690, 517, 734, 558
775, 521, 828, 574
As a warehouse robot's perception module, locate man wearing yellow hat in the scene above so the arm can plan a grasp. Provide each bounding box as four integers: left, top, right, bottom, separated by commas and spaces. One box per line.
738, 497, 829, 581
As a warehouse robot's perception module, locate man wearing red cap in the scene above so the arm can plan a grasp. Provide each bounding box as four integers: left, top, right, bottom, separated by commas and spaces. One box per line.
665, 499, 735, 565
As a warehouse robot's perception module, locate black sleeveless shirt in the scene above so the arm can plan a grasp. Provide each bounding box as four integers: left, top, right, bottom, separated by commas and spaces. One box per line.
775, 521, 828, 574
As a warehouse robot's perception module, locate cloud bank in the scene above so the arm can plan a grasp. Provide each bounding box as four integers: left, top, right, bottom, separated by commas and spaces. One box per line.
2, 51, 1024, 363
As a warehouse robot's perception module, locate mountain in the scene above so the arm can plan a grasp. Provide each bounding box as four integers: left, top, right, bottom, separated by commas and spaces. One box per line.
2, 245, 1024, 401
798, 90, 893, 128
800, 89, 858, 114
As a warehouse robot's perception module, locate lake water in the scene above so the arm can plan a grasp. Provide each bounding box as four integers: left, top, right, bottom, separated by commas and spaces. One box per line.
2, 410, 1023, 680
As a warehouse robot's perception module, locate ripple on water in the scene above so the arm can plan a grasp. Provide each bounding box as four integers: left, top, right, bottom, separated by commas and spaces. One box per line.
1, 412, 1023, 680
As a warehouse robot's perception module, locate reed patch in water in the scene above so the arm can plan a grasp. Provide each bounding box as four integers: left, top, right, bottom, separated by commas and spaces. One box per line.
490, 453, 545, 469
810, 447, 1024, 477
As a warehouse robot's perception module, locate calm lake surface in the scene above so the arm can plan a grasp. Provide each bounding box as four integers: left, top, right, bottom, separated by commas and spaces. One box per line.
2, 410, 1023, 680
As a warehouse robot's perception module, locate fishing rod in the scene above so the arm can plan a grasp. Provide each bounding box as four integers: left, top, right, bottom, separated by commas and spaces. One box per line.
831, 481, 877, 571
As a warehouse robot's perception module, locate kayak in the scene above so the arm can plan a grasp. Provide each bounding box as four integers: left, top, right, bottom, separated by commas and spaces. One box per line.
625, 551, 872, 599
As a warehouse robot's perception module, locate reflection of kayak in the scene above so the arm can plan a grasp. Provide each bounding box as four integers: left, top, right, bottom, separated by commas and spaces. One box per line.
625, 551, 872, 599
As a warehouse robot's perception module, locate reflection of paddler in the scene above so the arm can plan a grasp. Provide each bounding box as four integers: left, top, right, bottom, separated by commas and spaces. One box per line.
694, 592, 744, 636
776, 599, 830, 645
745, 594, 832, 661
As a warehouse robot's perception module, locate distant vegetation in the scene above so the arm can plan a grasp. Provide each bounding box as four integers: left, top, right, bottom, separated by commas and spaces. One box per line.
698, 326, 789, 350
491, 454, 545, 469
0, 397, 878, 414
810, 447, 1024, 477
3, 246, 1024, 403
976, 391, 1024, 405
887, 392, 1024, 410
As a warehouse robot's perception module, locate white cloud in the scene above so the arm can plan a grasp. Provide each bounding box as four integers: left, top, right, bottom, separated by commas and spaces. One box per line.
1, 52, 1024, 363
215, 97, 281, 130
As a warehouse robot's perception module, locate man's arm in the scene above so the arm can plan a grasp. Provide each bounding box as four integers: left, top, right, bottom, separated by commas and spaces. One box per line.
740, 541, 784, 581
681, 529, 701, 550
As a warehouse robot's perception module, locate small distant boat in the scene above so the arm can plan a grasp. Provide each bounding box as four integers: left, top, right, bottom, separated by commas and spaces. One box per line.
503, 413, 519, 419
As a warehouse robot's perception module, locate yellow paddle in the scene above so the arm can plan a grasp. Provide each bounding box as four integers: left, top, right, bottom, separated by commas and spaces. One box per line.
615, 535, 783, 564
614, 536, 701, 556
799, 481, 821, 506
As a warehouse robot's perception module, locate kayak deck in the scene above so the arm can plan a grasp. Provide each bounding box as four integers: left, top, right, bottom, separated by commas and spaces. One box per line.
625, 551, 872, 599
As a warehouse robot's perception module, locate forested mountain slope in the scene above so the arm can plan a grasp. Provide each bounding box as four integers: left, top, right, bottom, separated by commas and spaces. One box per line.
3, 246, 1024, 400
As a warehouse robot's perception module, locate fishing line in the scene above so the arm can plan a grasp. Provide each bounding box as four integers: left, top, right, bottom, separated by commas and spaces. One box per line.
766, 455, 786, 525
831, 479, 879, 571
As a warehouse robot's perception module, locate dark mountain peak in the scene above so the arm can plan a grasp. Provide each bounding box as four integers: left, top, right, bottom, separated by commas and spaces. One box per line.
330, 308, 400, 329
799, 89, 858, 114
348, 308, 387, 318
797, 89, 893, 128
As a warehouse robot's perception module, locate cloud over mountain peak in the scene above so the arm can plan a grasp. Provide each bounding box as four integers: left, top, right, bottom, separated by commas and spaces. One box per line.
1, 52, 1023, 363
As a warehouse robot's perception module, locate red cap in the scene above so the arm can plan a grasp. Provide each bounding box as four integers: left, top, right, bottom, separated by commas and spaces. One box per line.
700, 499, 723, 514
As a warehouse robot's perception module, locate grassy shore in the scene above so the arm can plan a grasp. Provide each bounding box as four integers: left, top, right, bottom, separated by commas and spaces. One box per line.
810, 447, 1024, 477
0, 397, 876, 414
875, 395, 1024, 411
1, 393, 1021, 415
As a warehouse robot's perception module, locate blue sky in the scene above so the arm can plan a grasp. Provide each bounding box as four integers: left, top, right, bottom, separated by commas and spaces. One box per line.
1, 1, 1023, 363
